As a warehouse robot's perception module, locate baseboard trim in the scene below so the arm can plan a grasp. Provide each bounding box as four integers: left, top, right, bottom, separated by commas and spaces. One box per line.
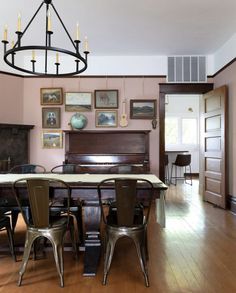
184, 173, 199, 178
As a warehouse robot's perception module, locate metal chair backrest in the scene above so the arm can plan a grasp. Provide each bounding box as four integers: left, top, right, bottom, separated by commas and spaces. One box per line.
9, 164, 46, 174
98, 177, 154, 227
12, 178, 71, 228
108, 164, 144, 174
51, 164, 85, 174
174, 154, 191, 167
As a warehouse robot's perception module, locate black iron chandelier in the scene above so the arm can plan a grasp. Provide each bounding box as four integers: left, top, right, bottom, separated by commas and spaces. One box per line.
2, 0, 89, 76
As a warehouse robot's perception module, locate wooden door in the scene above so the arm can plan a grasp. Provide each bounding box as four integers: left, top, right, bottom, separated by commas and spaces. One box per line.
200, 86, 228, 208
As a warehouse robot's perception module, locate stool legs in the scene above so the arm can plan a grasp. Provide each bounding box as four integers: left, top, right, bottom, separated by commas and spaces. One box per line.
170, 164, 192, 185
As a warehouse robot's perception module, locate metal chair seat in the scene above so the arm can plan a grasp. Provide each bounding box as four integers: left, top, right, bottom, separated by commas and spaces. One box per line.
28, 216, 68, 229
107, 202, 144, 226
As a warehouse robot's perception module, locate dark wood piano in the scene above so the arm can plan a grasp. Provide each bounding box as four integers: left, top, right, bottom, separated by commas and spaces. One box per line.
64, 130, 150, 173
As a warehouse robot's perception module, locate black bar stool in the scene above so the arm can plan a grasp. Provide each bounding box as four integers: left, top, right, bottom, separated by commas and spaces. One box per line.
170, 154, 192, 185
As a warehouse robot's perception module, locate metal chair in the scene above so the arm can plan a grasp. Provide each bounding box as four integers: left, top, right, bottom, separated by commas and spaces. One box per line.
108, 164, 144, 174
50, 163, 86, 174
97, 177, 154, 287
0, 215, 16, 261
170, 154, 192, 185
9, 164, 46, 174
12, 177, 78, 287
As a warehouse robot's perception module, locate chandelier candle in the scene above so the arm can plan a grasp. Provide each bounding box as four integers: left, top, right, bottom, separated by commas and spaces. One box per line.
3, 25, 7, 41
17, 13, 21, 32
76, 23, 80, 40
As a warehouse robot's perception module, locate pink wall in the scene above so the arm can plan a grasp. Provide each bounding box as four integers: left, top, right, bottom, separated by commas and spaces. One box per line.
214, 62, 236, 196
22, 76, 165, 174
0, 74, 23, 123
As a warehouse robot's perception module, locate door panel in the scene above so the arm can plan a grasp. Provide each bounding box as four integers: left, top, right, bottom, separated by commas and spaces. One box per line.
206, 115, 221, 131
201, 86, 228, 208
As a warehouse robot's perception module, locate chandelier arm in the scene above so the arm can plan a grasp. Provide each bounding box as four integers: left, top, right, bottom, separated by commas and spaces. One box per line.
50, 3, 77, 51
14, 2, 44, 49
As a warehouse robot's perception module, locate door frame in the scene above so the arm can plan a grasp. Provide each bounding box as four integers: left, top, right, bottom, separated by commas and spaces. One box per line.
159, 83, 214, 182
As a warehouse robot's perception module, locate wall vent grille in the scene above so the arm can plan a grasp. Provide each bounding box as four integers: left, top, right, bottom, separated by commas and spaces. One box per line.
167, 56, 206, 83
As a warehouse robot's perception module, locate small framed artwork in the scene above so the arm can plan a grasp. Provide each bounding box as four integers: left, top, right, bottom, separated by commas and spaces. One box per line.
42, 130, 63, 148
95, 110, 118, 127
42, 107, 60, 128
65, 92, 92, 111
40, 88, 63, 105
130, 99, 157, 119
94, 90, 118, 109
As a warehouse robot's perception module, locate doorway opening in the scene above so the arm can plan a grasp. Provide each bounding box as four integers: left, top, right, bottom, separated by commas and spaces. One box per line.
158, 83, 214, 184
165, 94, 201, 185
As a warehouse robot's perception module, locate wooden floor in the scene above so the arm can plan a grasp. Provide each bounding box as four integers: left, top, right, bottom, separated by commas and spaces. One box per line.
1, 179, 236, 292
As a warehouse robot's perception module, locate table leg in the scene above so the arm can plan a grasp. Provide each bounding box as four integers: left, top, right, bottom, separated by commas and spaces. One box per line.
70, 203, 84, 246
155, 190, 166, 228
83, 200, 101, 276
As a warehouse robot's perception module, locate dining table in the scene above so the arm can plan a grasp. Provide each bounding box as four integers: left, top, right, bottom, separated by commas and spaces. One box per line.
0, 173, 167, 276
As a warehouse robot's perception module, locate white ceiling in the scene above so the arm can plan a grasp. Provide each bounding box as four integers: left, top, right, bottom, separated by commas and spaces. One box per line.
1, 0, 236, 56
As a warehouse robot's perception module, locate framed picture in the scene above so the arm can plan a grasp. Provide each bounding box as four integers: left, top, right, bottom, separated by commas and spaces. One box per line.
42, 130, 63, 148
42, 107, 60, 128
95, 110, 118, 127
94, 90, 118, 109
130, 99, 157, 119
40, 88, 63, 105
65, 92, 92, 111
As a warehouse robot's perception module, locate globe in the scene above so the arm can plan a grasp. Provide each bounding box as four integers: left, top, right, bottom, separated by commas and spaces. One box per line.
70, 113, 88, 130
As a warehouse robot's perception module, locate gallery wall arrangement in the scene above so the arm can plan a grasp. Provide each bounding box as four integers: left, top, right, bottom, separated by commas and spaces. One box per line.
39, 86, 157, 149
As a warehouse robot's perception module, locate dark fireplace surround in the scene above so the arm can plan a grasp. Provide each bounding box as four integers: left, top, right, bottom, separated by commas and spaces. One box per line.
0, 123, 34, 172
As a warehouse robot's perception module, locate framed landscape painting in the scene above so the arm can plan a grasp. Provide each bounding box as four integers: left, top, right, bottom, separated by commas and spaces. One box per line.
94, 90, 118, 109
130, 99, 157, 119
42, 130, 63, 148
65, 92, 92, 111
95, 110, 117, 127
40, 88, 63, 105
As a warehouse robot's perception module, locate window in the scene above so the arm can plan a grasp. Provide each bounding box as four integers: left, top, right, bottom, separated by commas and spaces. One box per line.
182, 118, 197, 144
165, 117, 198, 145
165, 117, 178, 144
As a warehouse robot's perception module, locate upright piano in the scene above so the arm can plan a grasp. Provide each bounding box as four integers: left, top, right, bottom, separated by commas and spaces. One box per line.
63, 130, 150, 173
